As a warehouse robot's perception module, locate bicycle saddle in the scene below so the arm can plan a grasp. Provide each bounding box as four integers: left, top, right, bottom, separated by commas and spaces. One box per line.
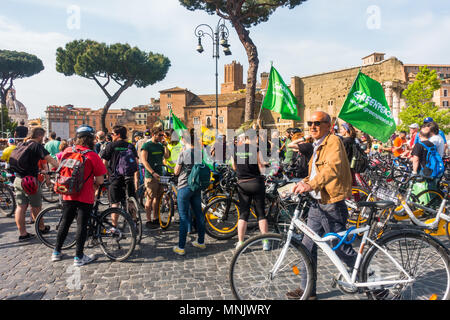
356, 201, 396, 210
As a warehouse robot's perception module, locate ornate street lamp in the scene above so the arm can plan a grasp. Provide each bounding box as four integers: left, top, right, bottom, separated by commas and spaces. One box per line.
194, 18, 232, 134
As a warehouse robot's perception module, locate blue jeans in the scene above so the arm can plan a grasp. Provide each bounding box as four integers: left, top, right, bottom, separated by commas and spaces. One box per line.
177, 186, 205, 249
301, 200, 357, 296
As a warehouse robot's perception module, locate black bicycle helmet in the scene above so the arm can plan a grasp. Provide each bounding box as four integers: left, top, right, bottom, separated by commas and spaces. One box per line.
76, 125, 95, 138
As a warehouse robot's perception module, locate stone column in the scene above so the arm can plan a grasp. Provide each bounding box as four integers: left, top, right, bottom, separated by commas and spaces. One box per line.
392, 89, 401, 125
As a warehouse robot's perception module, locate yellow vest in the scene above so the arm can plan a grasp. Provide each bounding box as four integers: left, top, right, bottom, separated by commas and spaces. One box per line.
166, 142, 183, 173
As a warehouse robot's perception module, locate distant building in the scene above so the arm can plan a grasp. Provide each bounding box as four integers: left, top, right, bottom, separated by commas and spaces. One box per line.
159, 61, 262, 134
44, 101, 160, 139
6, 88, 28, 125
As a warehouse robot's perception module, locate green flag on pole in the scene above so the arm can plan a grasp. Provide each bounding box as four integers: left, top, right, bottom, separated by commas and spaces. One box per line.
170, 110, 187, 137
169, 110, 215, 171
261, 66, 301, 121
338, 71, 396, 143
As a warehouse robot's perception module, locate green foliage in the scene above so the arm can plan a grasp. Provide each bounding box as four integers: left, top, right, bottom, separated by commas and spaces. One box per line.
56, 40, 171, 89
56, 39, 171, 132
179, 0, 307, 28
399, 66, 450, 134
0, 104, 18, 138
0, 50, 44, 103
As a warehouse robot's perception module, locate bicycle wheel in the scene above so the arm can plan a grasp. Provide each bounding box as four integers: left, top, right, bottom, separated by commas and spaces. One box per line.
229, 233, 314, 300
446, 221, 450, 241
361, 230, 450, 300
0, 184, 16, 217
203, 197, 240, 240
346, 187, 371, 228
127, 197, 142, 244
98, 208, 136, 262
158, 190, 174, 229
272, 202, 299, 235
410, 189, 444, 216
35, 206, 77, 250
98, 186, 110, 206
41, 182, 59, 203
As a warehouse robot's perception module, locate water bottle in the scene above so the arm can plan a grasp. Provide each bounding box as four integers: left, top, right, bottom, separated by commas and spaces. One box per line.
350, 156, 356, 169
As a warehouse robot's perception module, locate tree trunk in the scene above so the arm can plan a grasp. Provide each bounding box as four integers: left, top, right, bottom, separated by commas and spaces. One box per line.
230, 19, 259, 122
100, 79, 134, 133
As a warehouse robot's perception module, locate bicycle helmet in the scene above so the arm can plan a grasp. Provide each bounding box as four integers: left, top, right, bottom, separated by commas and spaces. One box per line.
76, 125, 95, 138
21, 176, 38, 195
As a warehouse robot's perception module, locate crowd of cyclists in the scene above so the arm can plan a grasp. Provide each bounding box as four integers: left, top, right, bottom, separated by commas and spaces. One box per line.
0, 113, 449, 288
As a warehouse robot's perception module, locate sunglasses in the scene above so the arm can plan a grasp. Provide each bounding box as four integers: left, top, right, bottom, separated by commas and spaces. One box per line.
158, 134, 165, 137
307, 121, 327, 127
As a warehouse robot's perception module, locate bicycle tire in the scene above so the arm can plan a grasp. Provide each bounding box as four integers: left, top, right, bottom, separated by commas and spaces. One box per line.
35, 205, 77, 250
446, 221, 450, 242
272, 202, 298, 235
41, 182, 59, 203
346, 187, 372, 228
98, 186, 110, 206
98, 208, 136, 262
203, 197, 240, 240
360, 230, 450, 300
229, 233, 314, 300
127, 196, 142, 244
408, 189, 444, 215
158, 190, 174, 229
0, 184, 16, 217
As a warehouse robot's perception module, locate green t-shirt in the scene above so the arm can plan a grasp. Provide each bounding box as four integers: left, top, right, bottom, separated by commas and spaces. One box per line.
141, 140, 165, 178
44, 140, 61, 159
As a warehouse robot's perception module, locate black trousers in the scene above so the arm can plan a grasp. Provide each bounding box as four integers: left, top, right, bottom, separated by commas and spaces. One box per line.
237, 177, 266, 222
55, 200, 93, 258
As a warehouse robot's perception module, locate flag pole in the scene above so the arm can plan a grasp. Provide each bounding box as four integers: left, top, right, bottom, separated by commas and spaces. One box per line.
257, 61, 273, 127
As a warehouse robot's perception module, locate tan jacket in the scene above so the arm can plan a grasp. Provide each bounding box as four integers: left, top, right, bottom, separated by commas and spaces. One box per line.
303, 133, 353, 204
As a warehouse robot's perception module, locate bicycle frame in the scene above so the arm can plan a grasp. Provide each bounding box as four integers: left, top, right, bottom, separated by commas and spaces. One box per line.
270, 202, 414, 291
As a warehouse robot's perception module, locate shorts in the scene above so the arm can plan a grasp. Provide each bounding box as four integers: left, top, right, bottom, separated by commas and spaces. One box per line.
145, 177, 163, 199
14, 177, 42, 208
109, 176, 136, 204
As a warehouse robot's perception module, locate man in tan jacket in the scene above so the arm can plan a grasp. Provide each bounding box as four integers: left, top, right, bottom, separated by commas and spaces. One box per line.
288, 111, 357, 300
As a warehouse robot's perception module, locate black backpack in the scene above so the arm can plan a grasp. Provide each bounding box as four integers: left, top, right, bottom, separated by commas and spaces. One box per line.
350, 143, 369, 173
287, 151, 309, 179
9, 141, 39, 176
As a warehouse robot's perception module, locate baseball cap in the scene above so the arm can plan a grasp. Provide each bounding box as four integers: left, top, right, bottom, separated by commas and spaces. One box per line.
423, 117, 434, 123
408, 123, 419, 129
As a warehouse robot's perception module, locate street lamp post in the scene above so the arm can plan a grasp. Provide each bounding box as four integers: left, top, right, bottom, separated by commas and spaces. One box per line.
194, 18, 232, 135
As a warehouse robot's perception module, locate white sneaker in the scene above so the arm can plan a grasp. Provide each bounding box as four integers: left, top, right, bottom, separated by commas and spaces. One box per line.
73, 254, 96, 266
173, 246, 185, 256
192, 240, 206, 249
51, 251, 62, 262
235, 241, 244, 251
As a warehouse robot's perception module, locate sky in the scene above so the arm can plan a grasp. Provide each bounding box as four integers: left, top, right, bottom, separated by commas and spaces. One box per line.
1, 0, 450, 119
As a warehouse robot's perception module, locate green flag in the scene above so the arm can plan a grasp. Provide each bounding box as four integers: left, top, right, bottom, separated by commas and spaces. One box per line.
338, 71, 396, 143
261, 66, 301, 120
170, 110, 187, 136
170, 110, 215, 170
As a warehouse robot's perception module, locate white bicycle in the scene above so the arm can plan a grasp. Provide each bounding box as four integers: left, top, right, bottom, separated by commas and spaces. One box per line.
229, 194, 450, 300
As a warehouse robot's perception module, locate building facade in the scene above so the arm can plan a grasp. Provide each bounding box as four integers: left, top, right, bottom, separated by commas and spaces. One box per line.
259, 53, 450, 134
45, 102, 160, 139
159, 61, 262, 134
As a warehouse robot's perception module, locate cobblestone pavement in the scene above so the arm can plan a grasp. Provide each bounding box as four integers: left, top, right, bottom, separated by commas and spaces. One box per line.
0, 205, 449, 300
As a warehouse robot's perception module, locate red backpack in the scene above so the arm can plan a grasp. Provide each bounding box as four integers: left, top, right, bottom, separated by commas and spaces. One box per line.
54, 146, 93, 195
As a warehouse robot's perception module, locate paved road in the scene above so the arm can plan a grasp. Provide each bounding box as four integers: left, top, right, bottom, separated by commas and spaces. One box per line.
0, 204, 448, 300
